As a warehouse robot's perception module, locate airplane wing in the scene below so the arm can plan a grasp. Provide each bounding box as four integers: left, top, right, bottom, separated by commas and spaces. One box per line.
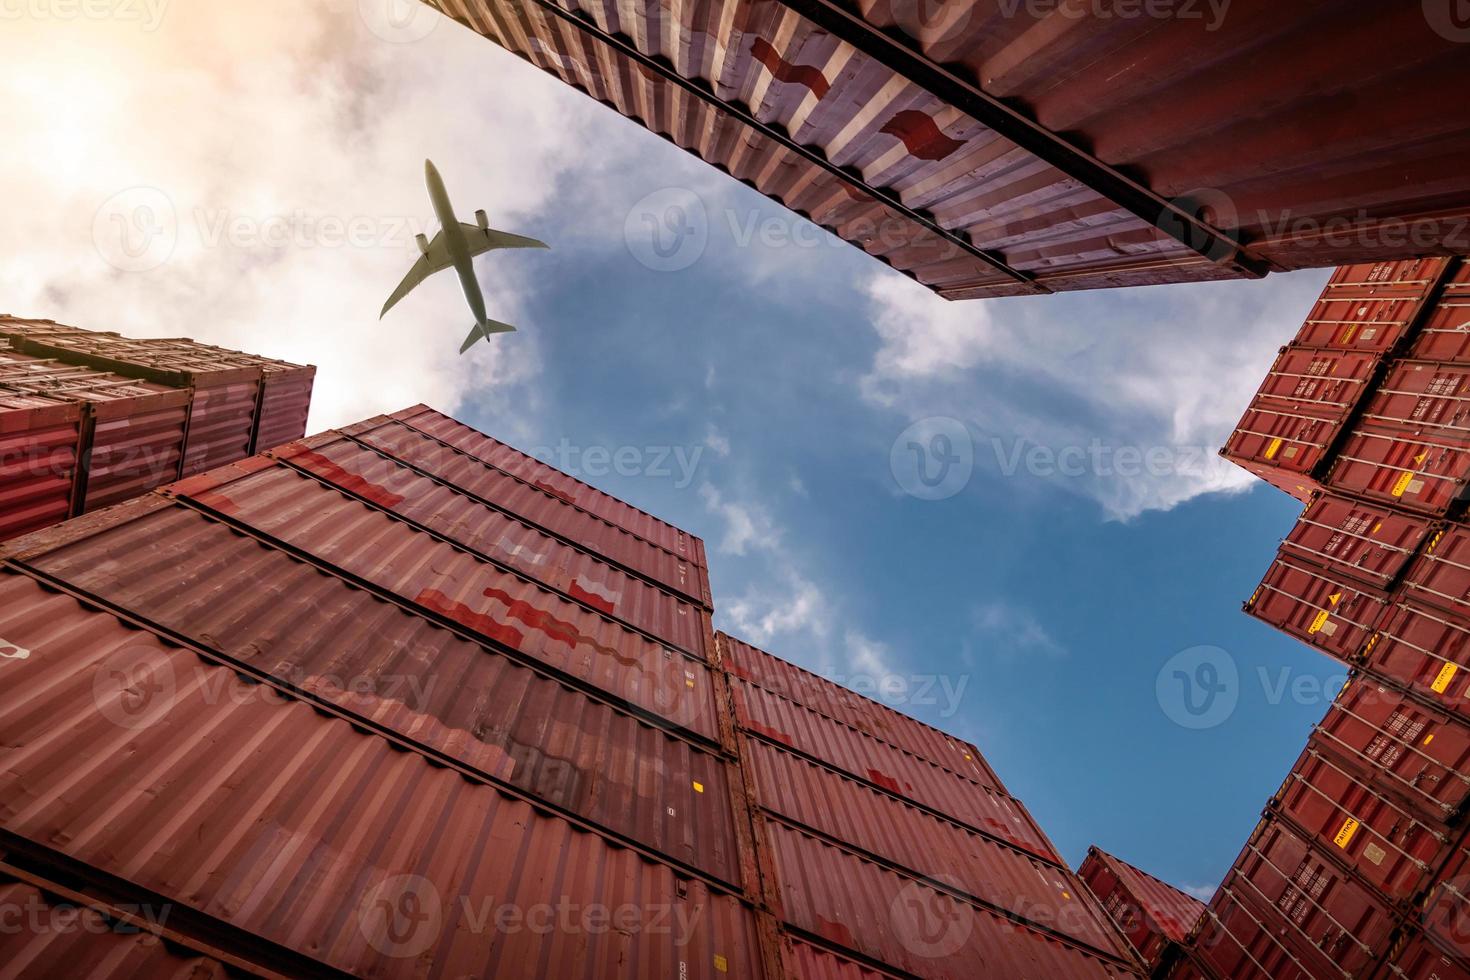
460, 224, 550, 257
380, 231, 454, 318
460, 318, 518, 355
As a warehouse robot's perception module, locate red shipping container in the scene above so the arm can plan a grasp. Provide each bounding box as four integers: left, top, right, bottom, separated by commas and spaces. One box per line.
1421, 836, 1470, 966
763, 821, 1139, 980
9, 477, 722, 744
0, 873, 243, 978
1314, 674, 1470, 827
1190, 885, 1306, 980
1245, 553, 1389, 663
1408, 261, 1470, 364
1367, 600, 1470, 722
1293, 259, 1455, 354
1078, 847, 1204, 972
0, 396, 81, 540
728, 675, 1036, 846
720, 632, 997, 786
1228, 814, 1401, 979
1281, 493, 1435, 590
0, 574, 763, 979
1404, 524, 1470, 625
393, 405, 708, 570
1375, 935, 1470, 980
0, 533, 738, 884
744, 738, 1083, 926
783, 937, 905, 979
1158, 954, 1213, 980
1222, 347, 1380, 497
1273, 748, 1451, 905
347, 414, 711, 607
1328, 361, 1470, 517
272, 433, 711, 658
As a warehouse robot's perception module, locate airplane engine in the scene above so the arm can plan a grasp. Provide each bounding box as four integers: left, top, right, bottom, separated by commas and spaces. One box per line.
416, 233, 430, 255
476, 209, 489, 230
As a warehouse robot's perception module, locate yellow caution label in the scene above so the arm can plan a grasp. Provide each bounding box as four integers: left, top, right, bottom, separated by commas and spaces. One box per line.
1327, 592, 1342, 607
1425, 733, 1436, 746
1415, 451, 1430, 465
714, 955, 728, 973
1340, 325, 1359, 345
692, 781, 704, 794
1371, 522, 1382, 535
1432, 662, 1459, 694
1392, 471, 1415, 497
1308, 610, 1331, 634
1264, 437, 1283, 460
1333, 818, 1360, 849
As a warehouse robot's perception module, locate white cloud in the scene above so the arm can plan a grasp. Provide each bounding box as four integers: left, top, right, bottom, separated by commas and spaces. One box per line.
722, 568, 831, 647
0, 3, 606, 432
698, 482, 778, 556
1182, 884, 1217, 902
704, 423, 732, 458
859, 269, 1332, 520
971, 601, 1067, 660
842, 629, 896, 678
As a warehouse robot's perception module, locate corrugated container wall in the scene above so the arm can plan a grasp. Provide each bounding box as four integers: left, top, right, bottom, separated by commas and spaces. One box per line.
425, 1, 1470, 300
0, 316, 314, 541
0, 406, 1144, 979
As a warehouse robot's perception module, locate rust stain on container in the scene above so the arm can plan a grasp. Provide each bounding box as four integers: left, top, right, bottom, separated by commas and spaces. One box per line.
283, 434, 709, 657
21, 492, 721, 743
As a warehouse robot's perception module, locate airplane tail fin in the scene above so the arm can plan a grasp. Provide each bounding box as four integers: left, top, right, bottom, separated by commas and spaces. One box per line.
459, 319, 517, 355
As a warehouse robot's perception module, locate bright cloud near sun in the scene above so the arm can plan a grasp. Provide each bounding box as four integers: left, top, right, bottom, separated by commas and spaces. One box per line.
0, 1, 608, 431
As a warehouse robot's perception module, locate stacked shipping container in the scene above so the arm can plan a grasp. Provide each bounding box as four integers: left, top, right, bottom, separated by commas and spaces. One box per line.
431, 0, 1470, 299
1181, 258, 1470, 977
0, 403, 1138, 977
0, 316, 315, 540
1078, 846, 1205, 977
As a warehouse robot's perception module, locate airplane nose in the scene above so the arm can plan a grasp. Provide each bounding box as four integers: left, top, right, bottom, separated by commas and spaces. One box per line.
425, 159, 437, 177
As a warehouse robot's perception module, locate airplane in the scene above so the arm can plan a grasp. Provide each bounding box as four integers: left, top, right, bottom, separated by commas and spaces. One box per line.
381, 159, 549, 354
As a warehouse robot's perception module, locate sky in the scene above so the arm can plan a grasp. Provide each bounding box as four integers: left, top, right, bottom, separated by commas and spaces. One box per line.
0, 1, 1353, 898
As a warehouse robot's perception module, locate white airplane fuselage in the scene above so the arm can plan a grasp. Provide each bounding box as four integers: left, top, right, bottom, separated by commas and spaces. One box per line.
425, 160, 489, 327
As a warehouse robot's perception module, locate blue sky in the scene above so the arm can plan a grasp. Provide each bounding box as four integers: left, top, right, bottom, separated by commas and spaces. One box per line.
2, 2, 1352, 897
